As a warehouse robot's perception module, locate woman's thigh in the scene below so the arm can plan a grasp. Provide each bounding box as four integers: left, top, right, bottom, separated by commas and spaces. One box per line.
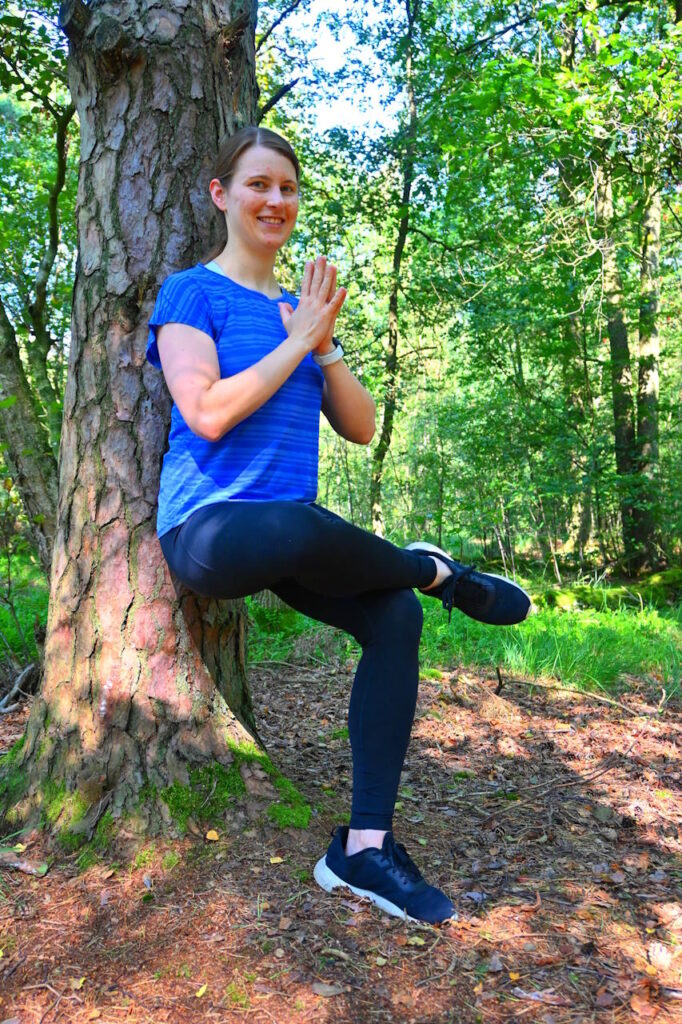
158, 498, 433, 601
159, 499, 348, 600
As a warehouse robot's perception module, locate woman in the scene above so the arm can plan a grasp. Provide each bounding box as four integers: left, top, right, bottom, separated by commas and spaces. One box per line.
146, 126, 530, 925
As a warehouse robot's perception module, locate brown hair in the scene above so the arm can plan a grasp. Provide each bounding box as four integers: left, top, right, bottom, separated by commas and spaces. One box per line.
202, 126, 300, 262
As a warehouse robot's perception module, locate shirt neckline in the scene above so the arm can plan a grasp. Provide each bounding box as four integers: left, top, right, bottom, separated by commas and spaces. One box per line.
201, 261, 285, 302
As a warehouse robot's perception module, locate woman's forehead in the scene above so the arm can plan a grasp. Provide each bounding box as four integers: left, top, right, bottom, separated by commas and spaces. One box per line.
235, 145, 297, 180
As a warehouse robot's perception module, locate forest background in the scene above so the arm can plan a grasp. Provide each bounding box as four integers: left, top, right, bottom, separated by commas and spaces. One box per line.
0, 0, 681, 702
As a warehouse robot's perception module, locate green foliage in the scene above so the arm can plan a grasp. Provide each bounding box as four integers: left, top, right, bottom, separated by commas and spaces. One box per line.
419, 595, 681, 695
133, 844, 156, 870
160, 762, 245, 833
0, 735, 27, 813
162, 850, 181, 871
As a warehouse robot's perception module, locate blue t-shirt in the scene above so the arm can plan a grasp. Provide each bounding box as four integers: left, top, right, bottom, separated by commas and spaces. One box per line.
146, 262, 324, 537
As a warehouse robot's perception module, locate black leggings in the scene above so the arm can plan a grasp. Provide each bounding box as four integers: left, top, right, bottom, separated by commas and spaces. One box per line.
159, 500, 438, 831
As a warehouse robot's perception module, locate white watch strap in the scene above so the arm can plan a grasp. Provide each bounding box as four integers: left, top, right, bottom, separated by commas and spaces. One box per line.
313, 342, 344, 366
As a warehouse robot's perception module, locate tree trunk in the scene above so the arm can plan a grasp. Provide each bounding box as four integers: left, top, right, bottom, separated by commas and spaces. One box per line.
632, 186, 661, 567
0, 299, 59, 576
594, 167, 638, 571
9, 0, 264, 831
370, 0, 418, 537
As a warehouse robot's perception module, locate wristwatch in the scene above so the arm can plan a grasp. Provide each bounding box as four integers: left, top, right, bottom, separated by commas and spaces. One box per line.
313, 338, 344, 367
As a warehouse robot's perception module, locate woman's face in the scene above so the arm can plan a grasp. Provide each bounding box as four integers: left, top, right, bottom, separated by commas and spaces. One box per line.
211, 144, 299, 253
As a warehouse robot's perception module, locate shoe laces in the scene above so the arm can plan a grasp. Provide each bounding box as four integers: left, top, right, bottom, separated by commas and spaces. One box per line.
439, 564, 483, 623
387, 835, 423, 883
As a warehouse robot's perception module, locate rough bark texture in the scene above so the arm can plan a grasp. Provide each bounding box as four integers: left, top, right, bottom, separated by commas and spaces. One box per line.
15, 0, 262, 827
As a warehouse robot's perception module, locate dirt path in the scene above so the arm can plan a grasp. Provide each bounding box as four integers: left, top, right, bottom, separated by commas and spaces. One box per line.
1, 658, 681, 1023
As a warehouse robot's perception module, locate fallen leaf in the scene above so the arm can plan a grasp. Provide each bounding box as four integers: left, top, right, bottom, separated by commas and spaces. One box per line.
375, 956, 387, 966
312, 982, 344, 997
205, 830, 219, 842
70, 977, 86, 990
12, 843, 26, 853
630, 993, 660, 1017
407, 936, 425, 946
195, 983, 207, 998
278, 916, 292, 930
270, 856, 284, 864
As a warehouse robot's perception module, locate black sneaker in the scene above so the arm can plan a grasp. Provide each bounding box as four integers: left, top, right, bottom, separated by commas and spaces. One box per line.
313, 825, 456, 925
406, 541, 531, 625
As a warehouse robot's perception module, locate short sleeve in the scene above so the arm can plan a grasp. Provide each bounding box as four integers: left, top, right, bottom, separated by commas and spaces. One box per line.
146, 273, 214, 369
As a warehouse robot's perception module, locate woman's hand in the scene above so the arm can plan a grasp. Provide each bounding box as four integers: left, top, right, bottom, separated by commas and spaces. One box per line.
278, 255, 346, 354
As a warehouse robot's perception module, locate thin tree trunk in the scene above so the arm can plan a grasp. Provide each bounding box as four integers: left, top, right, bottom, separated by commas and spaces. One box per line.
11, 0, 264, 831
370, 0, 419, 537
0, 299, 58, 575
595, 167, 638, 570
632, 185, 661, 567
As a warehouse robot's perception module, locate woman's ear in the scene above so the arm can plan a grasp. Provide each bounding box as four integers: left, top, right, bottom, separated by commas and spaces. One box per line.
208, 178, 228, 212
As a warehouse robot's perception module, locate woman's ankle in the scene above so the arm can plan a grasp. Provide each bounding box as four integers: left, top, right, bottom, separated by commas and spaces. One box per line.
345, 827, 387, 855
421, 556, 450, 592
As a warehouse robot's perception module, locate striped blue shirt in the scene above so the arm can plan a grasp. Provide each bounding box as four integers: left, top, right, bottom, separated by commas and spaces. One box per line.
146, 262, 324, 537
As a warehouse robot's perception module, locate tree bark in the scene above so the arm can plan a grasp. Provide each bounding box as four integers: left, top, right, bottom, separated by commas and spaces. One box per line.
370, 0, 418, 537
594, 166, 638, 570
11, 0, 263, 829
0, 298, 59, 576
633, 186, 661, 567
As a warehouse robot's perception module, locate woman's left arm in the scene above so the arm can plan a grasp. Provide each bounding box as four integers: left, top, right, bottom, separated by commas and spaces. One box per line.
318, 340, 376, 445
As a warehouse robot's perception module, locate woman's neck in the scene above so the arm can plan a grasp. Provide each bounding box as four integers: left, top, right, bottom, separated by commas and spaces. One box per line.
211, 242, 280, 297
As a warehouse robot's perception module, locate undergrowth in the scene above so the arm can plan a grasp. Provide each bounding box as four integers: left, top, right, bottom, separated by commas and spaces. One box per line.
246, 580, 681, 697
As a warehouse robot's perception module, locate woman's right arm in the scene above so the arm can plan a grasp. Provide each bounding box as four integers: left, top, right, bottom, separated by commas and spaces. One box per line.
157, 257, 346, 442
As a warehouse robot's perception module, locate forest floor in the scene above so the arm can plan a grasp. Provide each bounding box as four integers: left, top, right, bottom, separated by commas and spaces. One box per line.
1, 647, 681, 1024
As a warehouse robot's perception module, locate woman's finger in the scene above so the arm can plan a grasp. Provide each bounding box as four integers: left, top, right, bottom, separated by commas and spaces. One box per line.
322, 263, 337, 304
300, 260, 313, 298
310, 254, 327, 295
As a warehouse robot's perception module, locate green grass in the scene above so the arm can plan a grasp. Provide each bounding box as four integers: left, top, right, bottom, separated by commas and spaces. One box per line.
2, 547, 679, 700
245, 576, 681, 697
418, 599, 681, 694
0, 549, 48, 660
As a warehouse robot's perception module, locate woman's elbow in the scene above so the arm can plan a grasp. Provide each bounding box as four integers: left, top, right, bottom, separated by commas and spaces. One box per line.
357, 409, 376, 445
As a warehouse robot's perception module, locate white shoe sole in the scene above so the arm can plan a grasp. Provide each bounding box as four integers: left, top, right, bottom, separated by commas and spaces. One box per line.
313, 855, 421, 922
406, 541, 532, 620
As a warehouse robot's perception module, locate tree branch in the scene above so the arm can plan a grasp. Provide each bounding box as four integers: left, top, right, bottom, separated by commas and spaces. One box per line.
256, 0, 305, 53
58, 0, 92, 44
29, 103, 75, 336
0, 46, 59, 118
258, 77, 300, 121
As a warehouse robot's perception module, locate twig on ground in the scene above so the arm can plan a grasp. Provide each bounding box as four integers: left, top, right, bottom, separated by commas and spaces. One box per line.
476, 719, 648, 825
499, 672, 645, 717
0, 662, 35, 711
